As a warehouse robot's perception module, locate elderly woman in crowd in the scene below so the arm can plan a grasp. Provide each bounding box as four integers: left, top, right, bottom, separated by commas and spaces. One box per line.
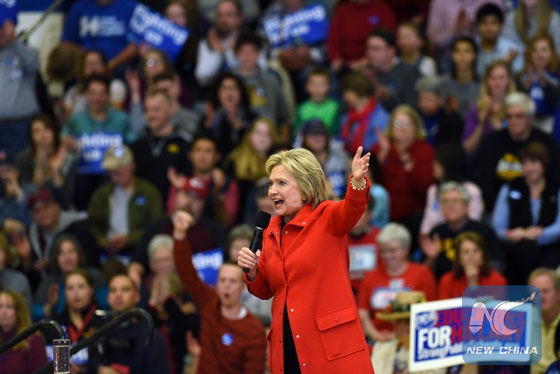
357, 223, 436, 344
438, 231, 507, 299
145, 234, 198, 374
492, 141, 560, 284
0, 290, 48, 373
238, 146, 374, 373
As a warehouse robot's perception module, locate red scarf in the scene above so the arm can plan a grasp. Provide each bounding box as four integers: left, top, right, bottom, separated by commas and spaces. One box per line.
67, 302, 97, 343
341, 98, 377, 154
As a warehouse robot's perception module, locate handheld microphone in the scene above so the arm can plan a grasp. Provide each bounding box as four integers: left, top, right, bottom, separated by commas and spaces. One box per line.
244, 211, 271, 273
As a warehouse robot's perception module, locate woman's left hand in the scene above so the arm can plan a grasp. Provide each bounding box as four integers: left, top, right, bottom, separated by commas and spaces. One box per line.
352, 146, 371, 182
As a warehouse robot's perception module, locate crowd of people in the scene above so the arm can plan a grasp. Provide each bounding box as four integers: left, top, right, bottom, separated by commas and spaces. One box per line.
1, 0, 560, 373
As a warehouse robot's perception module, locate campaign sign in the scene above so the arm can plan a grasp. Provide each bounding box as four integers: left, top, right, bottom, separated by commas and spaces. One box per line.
462, 286, 541, 365
349, 243, 376, 279
192, 247, 223, 287
128, 4, 189, 62
76, 132, 123, 174
410, 298, 465, 372
262, 4, 328, 48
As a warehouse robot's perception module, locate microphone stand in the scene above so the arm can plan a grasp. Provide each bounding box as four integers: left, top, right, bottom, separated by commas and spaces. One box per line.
36, 308, 154, 374
0, 319, 70, 374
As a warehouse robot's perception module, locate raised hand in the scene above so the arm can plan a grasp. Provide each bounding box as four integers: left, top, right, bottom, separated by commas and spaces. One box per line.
352, 146, 371, 183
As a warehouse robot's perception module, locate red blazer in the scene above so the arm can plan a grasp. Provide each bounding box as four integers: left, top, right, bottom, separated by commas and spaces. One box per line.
373, 140, 434, 221
245, 178, 374, 374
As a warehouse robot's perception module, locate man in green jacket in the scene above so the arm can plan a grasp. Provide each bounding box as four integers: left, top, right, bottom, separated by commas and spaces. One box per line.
87, 145, 163, 262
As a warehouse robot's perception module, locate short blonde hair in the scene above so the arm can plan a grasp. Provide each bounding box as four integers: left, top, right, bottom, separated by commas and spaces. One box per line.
386, 105, 426, 140
377, 223, 411, 250
148, 234, 174, 260
265, 148, 328, 208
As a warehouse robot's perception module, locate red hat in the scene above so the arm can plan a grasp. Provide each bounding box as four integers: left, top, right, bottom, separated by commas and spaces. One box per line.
27, 188, 55, 209
181, 177, 208, 199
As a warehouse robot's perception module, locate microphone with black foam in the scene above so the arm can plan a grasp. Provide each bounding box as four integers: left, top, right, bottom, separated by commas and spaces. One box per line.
244, 211, 271, 274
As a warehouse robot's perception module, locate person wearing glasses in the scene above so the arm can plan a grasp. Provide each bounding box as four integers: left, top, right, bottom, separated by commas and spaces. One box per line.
475, 92, 560, 212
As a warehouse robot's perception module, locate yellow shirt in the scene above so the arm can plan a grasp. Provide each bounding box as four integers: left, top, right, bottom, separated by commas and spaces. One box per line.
531, 311, 560, 374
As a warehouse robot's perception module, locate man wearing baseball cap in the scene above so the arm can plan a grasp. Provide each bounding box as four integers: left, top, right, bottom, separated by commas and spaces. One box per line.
87, 145, 163, 262
0, 0, 41, 157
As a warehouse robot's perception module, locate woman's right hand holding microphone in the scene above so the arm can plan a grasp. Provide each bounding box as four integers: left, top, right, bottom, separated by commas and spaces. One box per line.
237, 247, 261, 281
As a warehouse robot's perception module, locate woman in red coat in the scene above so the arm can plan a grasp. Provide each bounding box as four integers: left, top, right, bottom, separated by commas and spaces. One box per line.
438, 231, 507, 299
373, 104, 435, 222
238, 147, 374, 373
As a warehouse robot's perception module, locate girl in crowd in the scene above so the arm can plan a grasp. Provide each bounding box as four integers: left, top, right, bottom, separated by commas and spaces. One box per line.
16, 114, 76, 209
33, 234, 106, 321
224, 117, 278, 220
64, 49, 127, 116
462, 60, 516, 153
441, 37, 480, 119
397, 22, 437, 77
502, 0, 560, 53
420, 143, 484, 236
373, 105, 434, 223
53, 269, 101, 373
206, 72, 257, 156
516, 32, 560, 133
299, 119, 350, 199
0, 290, 48, 373
438, 232, 507, 299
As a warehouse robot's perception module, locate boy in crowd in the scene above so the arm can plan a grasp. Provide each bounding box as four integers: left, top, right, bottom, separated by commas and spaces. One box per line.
475, 3, 523, 77
233, 32, 290, 140
294, 67, 340, 137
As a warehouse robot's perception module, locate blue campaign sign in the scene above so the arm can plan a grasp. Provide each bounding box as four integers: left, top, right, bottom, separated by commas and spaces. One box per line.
192, 247, 224, 287
410, 298, 465, 372
263, 4, 328, 48
76, 132, 123, 175
127, 3, 189, 62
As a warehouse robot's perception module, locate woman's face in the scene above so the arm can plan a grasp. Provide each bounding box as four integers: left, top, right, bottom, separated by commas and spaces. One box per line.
486, 65, 510, 98
391, 112, 416, 148
250, 121, 273, 154
165, 3, 187, 27
268, 164, 304, 220
452, 41, 476, 71
0, 294, 17, 332
65, 274, 93, 312
531, 39, 553, 71
83, 52, 105, 77
57, 241, 79, 274
379, 241, 407, 270
144, 51, 166, 78
522, 158, 545, 182
304, 134, 328, 153
149, 248, 175, 276
218, 78, 241, 109
31, 120, 55, 150
459, 240, 483, 269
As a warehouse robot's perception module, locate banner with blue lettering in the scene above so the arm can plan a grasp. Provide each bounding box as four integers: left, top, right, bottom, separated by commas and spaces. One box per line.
128, 3, 189, 62
262, 4, 328, 48
192, 248, 223, 287
410, 298, 465, 371
76, 132, 123, 174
